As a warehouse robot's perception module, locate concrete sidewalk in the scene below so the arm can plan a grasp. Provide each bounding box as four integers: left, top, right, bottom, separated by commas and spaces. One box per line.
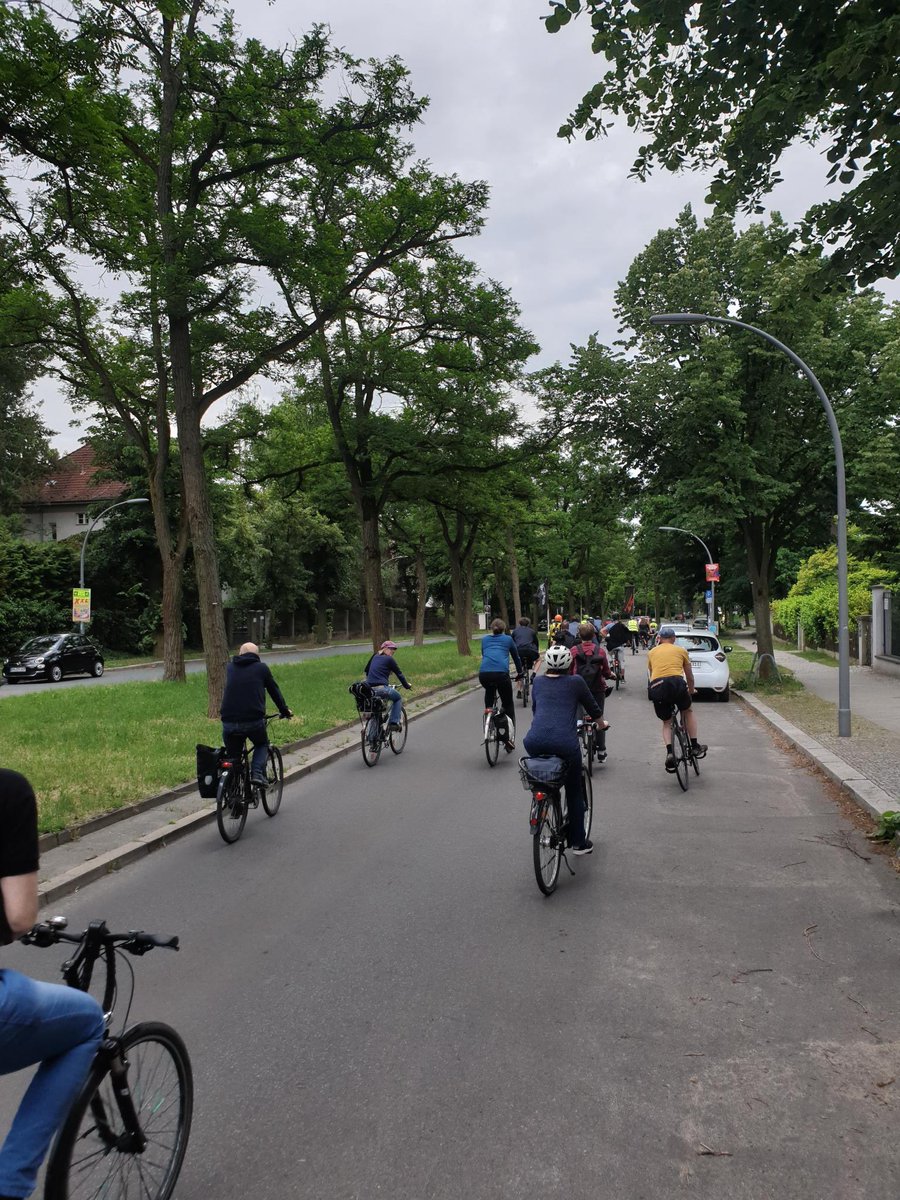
729, 634, 900, 830
37, 677, 480, 909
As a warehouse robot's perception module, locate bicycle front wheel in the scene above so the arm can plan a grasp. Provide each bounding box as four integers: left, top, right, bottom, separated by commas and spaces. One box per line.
691, 742, 701, 777
521, 672, 530, 707
389, 707, 408, 754
582, 764, 593, 842
484, 715, 500, 767
533, 797, 562, 895
216, 770, 248, 843
673, 720, 690, 792
361, 717, 382, 767
45, 1021, 193, 1200
262, 745, 284, 815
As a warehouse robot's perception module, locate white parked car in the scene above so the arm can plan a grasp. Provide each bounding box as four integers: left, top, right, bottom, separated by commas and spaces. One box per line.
673, 632, 732, 701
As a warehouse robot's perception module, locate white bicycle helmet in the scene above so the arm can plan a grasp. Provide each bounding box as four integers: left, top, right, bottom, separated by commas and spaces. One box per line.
544, 644, 572, 672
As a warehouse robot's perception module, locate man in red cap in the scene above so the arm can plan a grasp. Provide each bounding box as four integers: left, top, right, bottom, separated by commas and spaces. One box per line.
363, 641, 411, 731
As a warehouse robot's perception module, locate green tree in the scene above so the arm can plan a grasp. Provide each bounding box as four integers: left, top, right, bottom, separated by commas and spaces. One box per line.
0, 2, 485, 711
543, 0, 900, 283
546, 209, 893, 668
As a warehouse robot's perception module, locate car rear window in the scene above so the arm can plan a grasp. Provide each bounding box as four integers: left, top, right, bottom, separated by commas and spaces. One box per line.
675, 636, 719, 653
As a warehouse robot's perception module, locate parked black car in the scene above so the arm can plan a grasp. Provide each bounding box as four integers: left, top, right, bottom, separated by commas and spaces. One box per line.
2, 633, 105, 683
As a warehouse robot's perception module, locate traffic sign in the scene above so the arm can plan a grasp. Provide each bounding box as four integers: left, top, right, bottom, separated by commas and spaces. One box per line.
704, 589, 713, 601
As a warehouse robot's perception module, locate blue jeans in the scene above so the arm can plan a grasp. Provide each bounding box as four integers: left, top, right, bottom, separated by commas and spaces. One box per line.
222, 720, 269, 777
0, 969, 104, 1198
373, 686, 402, 726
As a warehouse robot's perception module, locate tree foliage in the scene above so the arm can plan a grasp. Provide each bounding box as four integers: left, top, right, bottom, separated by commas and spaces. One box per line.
543, 0, 900, 283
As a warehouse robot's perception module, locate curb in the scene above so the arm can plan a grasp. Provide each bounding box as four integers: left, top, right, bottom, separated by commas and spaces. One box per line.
37, 680, 480, 908
732, 688, 896, 822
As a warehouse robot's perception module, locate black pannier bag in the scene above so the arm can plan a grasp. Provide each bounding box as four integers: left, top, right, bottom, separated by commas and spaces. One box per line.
196, 744, 223, 798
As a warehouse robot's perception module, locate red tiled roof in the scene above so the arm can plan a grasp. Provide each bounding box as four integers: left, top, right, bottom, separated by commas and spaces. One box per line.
21, 444, 128, 508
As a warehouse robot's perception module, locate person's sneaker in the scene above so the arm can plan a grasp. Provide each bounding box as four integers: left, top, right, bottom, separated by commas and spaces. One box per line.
692, 743, 708, 758
250, 773, 267, 788
572, 840, 593, 856
388, 722, 403, 732
504, 738, 515, 753
664, 751, 676, 770
596, 751, 608, 764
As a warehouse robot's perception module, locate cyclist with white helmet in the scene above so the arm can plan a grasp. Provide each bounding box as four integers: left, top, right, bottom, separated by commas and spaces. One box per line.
524, 644, 607, 856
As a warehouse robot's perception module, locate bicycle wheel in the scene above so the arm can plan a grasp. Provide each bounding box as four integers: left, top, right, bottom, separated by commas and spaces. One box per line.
216, 769, 248, 843
262, 745, 284, 815
521, 671, 530, 708
484, 714, 500, 767
582, 764, 593, 842
361, 716, 382, 767
45, 1021, 193, 1200
691, 741, 701, 777
532, 796, 562, 895
584, 725, 594, 777
388, 707, 408, 754
673, 718, 690, 792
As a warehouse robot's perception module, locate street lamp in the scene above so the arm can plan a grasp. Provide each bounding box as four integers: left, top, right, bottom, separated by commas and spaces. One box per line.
649, 312, 851, 736
79, 498, 151, 634
658, 525, 715, 629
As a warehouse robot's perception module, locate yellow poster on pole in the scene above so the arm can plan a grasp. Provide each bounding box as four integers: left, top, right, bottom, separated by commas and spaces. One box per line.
72, 588, 91, 623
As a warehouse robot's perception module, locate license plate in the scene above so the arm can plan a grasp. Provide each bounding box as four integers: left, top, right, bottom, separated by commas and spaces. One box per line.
9, 667, 26, 673
689, 659, 705, 668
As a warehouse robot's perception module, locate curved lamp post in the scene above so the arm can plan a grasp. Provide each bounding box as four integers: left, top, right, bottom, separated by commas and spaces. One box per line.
79, 498, 151, 634
649, 312, 850, 736
658, 525, 715, 628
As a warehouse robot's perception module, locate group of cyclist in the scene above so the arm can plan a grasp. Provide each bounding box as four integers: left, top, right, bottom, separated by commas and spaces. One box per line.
476, 609, 708, 853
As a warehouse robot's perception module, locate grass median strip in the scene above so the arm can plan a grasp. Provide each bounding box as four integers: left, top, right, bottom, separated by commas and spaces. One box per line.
7, 642, 479, 834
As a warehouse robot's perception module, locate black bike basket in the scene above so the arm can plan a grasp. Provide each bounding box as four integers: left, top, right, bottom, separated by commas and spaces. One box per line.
196, 744, 224, 798
519, 755, 568, 791
349, 681, 383, 716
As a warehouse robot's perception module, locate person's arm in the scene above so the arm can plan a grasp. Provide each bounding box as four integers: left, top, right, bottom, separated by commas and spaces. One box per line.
575, 675, 603, 719
598, 648, 612, 679
509, 639, 523, 677
264, 667, 292, 718
683, 654, 697, 692
391, 660, 411, 689
1, 873, 38, 938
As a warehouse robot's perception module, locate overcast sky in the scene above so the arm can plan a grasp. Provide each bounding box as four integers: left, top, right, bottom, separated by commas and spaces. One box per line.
41, 0, 898, 451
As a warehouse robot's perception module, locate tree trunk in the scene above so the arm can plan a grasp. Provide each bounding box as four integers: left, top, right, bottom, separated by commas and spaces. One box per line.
742, 519, 776, 679
414, 545, 427, 647
507, 529, 522, 624
359, 500, 388, 649
494, 558, 510, 629
314, 601, 329, 644
448, 550, 468, 655
170, 323, 229, 716
148, 465, 189, 682
463, 556, 475, 650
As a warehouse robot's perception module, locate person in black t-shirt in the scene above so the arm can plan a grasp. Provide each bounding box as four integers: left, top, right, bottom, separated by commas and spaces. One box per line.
0, 769, 104, 1200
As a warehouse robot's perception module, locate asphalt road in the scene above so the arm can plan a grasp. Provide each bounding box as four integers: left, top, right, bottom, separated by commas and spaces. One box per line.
2, 667, 899, 1198
0, 639, 431, 698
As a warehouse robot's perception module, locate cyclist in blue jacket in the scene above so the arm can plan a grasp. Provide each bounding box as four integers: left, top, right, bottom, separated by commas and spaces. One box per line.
479, 619, 523, 752
364, 641, 411, 731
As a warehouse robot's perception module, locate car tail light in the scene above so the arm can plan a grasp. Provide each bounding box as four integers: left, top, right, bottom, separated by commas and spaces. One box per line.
715, 652, 726, 662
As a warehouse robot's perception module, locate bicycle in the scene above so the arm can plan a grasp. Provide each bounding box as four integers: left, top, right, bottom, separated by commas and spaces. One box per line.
520, 756, 592, 896
349, 681, 408, 767
577, 716, 595, 778
482, 689, 511, 767
21, 915, 193, 1200
519, 660, 536, 708
609, 648, 625, 689
216, 713, 285, 843
667, 701, 701, 791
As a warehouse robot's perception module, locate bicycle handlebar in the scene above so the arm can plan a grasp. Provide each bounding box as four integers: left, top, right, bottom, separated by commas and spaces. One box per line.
23, 919, 179, 955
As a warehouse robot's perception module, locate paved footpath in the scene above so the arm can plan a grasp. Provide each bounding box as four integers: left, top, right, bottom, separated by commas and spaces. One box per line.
730, 635, 900, 824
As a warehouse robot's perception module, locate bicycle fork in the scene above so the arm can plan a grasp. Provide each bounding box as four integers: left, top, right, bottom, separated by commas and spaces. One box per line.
92, 1039, 149, 1154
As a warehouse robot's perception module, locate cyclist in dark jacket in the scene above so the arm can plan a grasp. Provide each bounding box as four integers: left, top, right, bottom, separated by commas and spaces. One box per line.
364, 641, 411, 730
220, 642, 293, 786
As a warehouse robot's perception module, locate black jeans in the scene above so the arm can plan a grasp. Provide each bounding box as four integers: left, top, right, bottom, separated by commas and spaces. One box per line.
479, 672, 515, 739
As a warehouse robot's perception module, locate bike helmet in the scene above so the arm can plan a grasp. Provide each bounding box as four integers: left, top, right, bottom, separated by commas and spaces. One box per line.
544, 644, 572, 672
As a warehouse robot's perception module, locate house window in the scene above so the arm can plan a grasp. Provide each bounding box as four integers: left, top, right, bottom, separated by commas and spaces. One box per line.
76, 512, 90, 526
47, 522, 57, 542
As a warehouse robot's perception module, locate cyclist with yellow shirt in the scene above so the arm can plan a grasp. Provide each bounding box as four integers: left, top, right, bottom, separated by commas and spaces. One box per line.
646, 627, 708, 770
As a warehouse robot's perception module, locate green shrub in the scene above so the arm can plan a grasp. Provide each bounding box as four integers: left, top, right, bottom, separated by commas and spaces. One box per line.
772, 547, 895, 644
